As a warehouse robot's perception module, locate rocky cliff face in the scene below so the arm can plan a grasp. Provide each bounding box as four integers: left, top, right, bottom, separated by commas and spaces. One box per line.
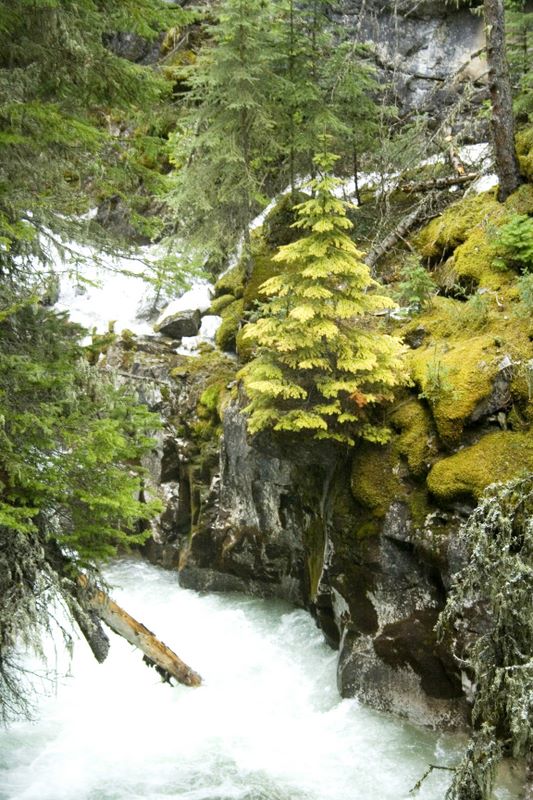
336, 0, 487, 129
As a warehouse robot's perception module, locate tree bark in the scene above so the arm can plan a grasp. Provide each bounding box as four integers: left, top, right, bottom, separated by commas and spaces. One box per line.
79, 576, 202, 688
484, 0, 523, 201
525, 752, 533, 800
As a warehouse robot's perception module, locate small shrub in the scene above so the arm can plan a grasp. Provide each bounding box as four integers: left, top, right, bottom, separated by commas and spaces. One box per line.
418, 347, 457, 404
396, 256, 436, 312
492, 214, 533, 272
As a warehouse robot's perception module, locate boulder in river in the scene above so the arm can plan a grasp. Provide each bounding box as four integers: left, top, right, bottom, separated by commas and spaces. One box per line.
154, 309, 202, 340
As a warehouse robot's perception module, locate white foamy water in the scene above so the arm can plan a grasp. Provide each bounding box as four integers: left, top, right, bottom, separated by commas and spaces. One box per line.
0, 560, 468, 800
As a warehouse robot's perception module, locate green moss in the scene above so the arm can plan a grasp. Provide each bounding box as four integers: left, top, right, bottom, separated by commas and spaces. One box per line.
410, 335, 503, 445
354, 520, 380, 538
235, 325, 254, 362
215, 298, 244, 352
427, 430, 533, 504
505, 182, 533, 216
415, 191, 501, 261
242, 243, 281, 310
452, 226, 510, 291
262, 192, 307, 249
210, 293, 235, 315
214, 262, 245, 299
516, 128, 533, 182
391, 399, 435, 477
351, 443, 402, 517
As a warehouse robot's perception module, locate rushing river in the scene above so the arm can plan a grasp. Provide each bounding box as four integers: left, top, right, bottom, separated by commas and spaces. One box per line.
0, 559, 515, 800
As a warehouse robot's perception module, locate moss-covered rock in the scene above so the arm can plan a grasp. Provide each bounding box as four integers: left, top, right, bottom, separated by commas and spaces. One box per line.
409, 334, 506, 445
351, 443, 402, 517
215, 298, 244, 352
427, 430, 533, 504
516, 127, 533, 182
415, 191, 501, 262
242, 242, 281, 311
391, 399, 435, 477
213, 263, 245, 299
210, 293, 235, 315
452, 226, 509, 292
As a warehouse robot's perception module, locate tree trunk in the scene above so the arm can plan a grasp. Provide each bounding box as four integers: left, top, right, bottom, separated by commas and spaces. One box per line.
525, 752, 533, 800
484, 0, 523, 201
79, 576, 202, 688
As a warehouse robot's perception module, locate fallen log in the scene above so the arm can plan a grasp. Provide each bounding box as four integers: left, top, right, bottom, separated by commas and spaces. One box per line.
364, 200, 435, 270
78, 576, 202, 687
399, 172, 478, 194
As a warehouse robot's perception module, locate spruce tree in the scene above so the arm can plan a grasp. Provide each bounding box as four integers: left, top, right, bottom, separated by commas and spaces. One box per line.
272, 0, 338, 192
324, 41, 382, 205
166, 0, 278, 271
239, 147, 407, 446
0, 0, 190, 276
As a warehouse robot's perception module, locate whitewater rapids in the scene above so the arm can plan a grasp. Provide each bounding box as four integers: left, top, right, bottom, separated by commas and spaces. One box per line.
0, 559, 514, 800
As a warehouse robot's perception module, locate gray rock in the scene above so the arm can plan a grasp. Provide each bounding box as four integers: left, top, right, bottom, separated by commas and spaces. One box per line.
154, 309, 201, 340
334, 0, 487, 130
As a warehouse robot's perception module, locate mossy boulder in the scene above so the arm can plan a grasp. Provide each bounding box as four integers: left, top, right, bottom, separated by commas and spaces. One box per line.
215, 298, 244, 352
390, 399, 435, 477
415, 192, 501, 262
210, 293, 235, 315
213, 263, 245, 300
242, 242, 281, 311
409, 334, 509, 445
235, 325, 255, 362
452, 226, 508, 292
351, 443, 402, 518
427, 430, 533, 505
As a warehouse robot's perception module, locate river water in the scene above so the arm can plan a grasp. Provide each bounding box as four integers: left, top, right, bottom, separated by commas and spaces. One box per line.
0, 559, 511, 800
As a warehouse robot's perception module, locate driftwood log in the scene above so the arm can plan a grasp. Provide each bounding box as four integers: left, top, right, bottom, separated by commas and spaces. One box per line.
77, 576, 202, 687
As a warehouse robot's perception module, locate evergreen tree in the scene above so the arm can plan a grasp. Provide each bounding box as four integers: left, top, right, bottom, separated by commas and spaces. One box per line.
0, 292, 162, 722
238, 147, 407, 446
0, 294, 160, 564
483, 0, 524, 200
166, 0, 278, 272
272, 0, 339, 192
323, 41, 382, 205
0, 0, 191, 276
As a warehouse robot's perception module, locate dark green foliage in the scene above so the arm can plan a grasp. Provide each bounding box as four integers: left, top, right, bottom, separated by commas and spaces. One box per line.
166, 0, 278, 268
166, 0, 383, 269
396, 256, 437, 312
322, 41, 382, 203
437, 476, 533, 800
0, 0, 192, 275
505, 1, 533, 120
492, 213, 533, 271
0, 294, 161, 564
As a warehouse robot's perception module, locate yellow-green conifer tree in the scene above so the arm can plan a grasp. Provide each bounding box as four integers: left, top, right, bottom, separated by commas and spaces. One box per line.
239, 148, 407, 446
